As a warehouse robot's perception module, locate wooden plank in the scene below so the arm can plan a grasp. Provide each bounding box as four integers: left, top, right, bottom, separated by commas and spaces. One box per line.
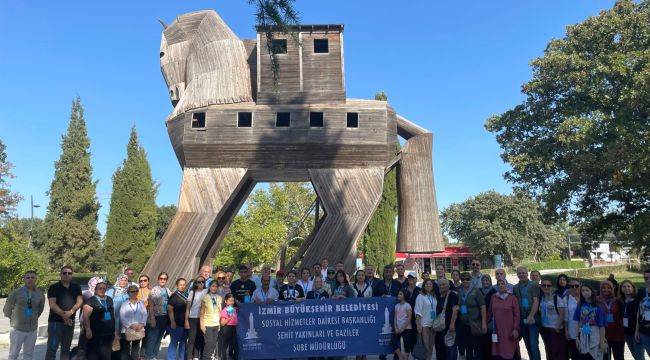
301, 168, 384, 273
142, 167, 249, 282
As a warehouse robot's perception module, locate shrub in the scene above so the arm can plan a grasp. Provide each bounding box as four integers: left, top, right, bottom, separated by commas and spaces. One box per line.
0, 234, 49, 296
518, 260, 586, 272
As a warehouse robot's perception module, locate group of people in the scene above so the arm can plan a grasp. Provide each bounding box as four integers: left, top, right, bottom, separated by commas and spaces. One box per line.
3, 259, 650, 360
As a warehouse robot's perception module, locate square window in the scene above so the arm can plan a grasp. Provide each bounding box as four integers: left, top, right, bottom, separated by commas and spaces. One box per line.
346, 112, 359, 128
276, 112, 291, 127
238, 112, 253, 127
310, 112, 324, 127
314, 39, 329, 53
191, 112, 206, 128
270, 39, 287, 54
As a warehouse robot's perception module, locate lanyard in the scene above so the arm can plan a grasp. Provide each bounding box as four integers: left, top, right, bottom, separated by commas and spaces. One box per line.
603, 299, 614, 314
24, 287, 33, 307
427, 295, 435, 312
460, 288, 470, 305
210, 295, 219, 310
385, 281, 394, 295
96, 296, 108, 311
520, 282, 530, 299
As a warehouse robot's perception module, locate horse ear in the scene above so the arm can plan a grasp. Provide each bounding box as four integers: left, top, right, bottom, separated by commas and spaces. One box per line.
158, 19, 168, 30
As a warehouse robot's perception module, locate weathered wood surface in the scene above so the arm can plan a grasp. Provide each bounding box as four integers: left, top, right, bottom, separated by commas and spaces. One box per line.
300, 168, 384, 272
396, 116, 444, 252
142, 168, 252, 282
151, 9, 444, 276
160, 10, 253, 119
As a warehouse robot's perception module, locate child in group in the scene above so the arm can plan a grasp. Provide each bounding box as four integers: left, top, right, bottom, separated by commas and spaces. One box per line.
573, 284, 607, 360
393, 289, 415, 360
219, 293, 239, 360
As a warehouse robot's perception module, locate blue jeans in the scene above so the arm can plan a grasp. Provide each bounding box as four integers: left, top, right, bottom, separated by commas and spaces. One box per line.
145, 315, 168, 359
167, 326, 187, 360
640, 333, 650, 358
520, 322, 541, 360
624, 334, 644, 360
45, 322, 74, 360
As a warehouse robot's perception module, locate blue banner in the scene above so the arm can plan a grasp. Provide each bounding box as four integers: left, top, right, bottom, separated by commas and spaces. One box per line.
237, 297, 395, 359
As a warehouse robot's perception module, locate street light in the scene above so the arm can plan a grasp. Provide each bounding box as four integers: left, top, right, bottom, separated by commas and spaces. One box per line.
29, 195, 41, 247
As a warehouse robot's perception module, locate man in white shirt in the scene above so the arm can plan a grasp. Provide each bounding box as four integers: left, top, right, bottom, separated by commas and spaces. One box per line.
252, 275, 279, 304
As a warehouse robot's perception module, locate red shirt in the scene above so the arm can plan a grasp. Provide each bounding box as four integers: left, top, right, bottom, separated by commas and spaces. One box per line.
597, 295, 625, 342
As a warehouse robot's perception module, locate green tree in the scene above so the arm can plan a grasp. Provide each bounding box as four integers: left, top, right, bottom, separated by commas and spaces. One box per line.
215, 183, 315, 269
155, 205, 177, 245
0, 139, 22, 224
103, 127, 158, 278
361, 91, 398, 270
44, 98, 101, 271
3, 217, 46, 250
0, 232, 48, 296
485, 0, 650, 252
440, 191, 565, 264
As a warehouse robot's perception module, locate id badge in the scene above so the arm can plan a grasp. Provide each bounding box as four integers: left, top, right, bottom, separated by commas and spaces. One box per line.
623, 317, 629, 327
460, 305, 468, 314
104, 311, 111, 321
24, 307, 33, 317
521, 298, 529, 309
430, 311, 436, 320
581, 324, 591, 335
644, 310, 650, 321
606, 313, 614, 323
492, 333, 498, 343
244, 295, 251, 303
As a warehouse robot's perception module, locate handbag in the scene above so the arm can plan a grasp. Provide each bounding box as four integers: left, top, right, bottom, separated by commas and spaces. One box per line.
431, 292, 449, 332
411, 334, 428, 360
125, 327, 145, 341
444, 330, 456, 347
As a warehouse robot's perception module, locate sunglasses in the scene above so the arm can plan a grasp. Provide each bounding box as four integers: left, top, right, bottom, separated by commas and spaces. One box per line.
159, 277, 168, 280
196, 281, 205, 284
61, 272, 73, 275
217, 277, 225, 280
128, 290, 138, 294
541, 284, 552, 288
472, 263, 480, 267
139, 279, 148, 283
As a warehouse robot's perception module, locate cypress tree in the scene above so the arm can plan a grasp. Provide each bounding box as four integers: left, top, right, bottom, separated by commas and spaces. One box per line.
103, 126, 157, 278
44, 97, 101, 271
361, 92, 399, 270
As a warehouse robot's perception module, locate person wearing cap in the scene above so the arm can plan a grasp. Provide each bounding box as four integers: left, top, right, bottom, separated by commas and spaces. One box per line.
404, 273, 421, 306
230, 265, 256, 304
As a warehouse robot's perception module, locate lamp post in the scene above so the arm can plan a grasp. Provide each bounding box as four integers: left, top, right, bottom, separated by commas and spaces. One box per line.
29, 195, 40, 247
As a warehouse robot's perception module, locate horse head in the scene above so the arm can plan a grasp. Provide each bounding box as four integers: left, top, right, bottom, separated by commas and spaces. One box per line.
159, 10, 253, 118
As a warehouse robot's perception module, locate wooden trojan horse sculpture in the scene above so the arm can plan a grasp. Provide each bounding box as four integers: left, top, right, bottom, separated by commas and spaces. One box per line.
143, 10, 444, 281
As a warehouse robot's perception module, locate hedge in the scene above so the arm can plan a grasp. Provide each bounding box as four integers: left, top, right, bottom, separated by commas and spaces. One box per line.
517, 260, 586, 272
541, 264, 636, 289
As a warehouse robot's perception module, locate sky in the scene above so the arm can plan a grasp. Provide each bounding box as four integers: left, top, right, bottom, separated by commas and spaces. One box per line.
0, 1, 616, 234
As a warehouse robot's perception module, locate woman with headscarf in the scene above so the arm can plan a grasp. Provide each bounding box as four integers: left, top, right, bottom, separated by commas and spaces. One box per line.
80, 276, 104, 354
479, 275, 496, 360
107, 274, 130, 358
489, 279, 520, 360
